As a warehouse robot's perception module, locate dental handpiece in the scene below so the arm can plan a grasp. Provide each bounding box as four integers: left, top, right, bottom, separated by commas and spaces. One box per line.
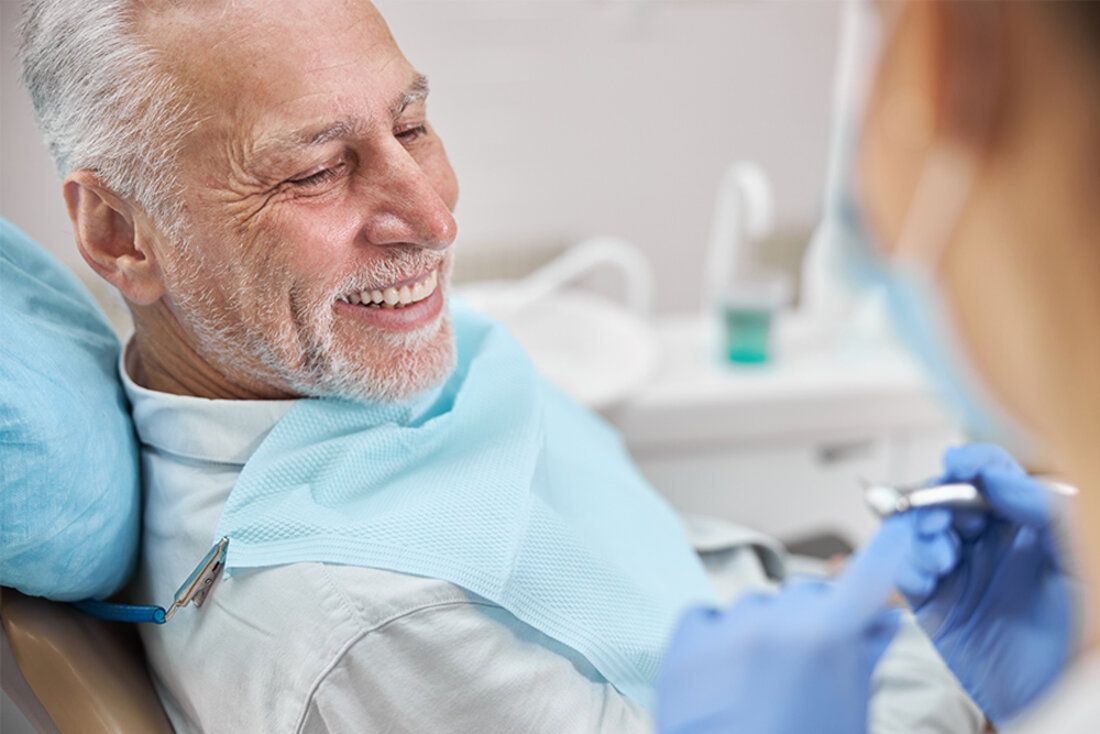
862, 478, 1077, 519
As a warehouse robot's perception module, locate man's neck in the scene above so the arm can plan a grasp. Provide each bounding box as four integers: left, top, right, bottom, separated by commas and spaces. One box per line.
127, 301, 297, 401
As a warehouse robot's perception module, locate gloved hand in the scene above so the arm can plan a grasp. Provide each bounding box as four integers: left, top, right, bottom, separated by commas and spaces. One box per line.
893, 443, 1075, 725
656, 519, 909, 734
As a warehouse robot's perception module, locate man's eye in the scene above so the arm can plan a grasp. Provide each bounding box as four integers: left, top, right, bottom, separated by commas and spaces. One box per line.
397, 124, 427, 142
288, 162, 345, 187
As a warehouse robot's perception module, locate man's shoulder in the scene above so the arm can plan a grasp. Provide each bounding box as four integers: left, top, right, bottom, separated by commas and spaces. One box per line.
223, 561, 490, 634
303, 561, 490, 629
143, 562, 502, 733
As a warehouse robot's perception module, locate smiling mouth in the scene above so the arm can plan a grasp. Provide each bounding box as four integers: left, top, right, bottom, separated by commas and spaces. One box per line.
338, 269, 439, 309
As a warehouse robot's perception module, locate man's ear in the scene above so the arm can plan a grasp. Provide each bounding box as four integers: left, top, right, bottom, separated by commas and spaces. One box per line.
62, 171, 166, 306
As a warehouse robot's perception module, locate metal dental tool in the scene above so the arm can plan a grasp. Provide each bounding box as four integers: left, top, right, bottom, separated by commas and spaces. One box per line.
862, 478, 1077, 519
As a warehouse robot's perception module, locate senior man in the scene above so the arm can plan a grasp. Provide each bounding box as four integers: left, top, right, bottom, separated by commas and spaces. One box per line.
18, 1, 981, 732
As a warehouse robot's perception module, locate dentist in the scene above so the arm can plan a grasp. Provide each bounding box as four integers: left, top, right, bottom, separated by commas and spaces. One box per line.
657, 1, 1100, 732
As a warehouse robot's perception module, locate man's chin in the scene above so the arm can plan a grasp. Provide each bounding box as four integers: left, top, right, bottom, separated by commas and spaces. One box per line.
309, 312, 456, 404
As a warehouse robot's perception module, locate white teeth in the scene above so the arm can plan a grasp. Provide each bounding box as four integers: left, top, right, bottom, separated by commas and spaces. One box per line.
343, 269, 440, 308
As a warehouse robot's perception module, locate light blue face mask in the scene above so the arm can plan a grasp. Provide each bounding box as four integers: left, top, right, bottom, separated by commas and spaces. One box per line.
215, 299, 717, 707
825, 0, 1032, 453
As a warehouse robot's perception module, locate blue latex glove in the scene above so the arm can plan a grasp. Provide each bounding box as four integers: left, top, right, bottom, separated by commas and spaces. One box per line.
894, 443, 1075, 725
656, 519, 909, 734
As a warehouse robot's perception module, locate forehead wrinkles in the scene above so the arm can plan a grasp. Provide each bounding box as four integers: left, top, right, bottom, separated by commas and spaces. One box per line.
139, 1, 405, 166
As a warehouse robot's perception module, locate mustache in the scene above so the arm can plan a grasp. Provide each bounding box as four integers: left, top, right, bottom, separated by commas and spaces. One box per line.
329, 248, 448, 298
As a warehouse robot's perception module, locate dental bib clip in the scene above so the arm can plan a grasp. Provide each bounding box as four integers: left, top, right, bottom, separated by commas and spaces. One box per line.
71, 537, 229, 624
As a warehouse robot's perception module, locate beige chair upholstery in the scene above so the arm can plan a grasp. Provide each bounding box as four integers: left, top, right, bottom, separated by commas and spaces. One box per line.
0, 588, 172, 734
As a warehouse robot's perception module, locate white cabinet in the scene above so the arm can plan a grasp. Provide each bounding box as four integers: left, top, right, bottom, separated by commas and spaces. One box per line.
605, 314, 964, 544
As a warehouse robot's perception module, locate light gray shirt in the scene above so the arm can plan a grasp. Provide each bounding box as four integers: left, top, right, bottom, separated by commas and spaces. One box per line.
1006, 653, 1100, 734
121, 359, 982, 734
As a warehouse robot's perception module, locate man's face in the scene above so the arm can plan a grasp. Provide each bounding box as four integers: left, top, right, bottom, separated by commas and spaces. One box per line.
143, 0, 459, 402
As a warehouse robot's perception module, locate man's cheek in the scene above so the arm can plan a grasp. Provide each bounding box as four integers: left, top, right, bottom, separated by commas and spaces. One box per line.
420, 148, 459, 211
289, 237, 353, 288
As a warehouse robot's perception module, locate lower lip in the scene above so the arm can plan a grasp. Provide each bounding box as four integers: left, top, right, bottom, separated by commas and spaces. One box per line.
334, 284, 445, 332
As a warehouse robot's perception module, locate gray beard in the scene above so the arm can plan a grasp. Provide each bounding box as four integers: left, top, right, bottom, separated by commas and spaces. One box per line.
161, 237, 456, 403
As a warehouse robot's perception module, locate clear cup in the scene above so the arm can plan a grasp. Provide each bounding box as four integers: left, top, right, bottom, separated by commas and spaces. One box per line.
717, 270, 793, 365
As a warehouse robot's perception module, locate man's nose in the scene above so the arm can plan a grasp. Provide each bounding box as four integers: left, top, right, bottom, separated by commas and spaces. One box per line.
359, 151, 457, 251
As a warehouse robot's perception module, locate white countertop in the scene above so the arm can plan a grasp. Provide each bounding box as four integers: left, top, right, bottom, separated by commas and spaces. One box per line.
605, 311, 958, 449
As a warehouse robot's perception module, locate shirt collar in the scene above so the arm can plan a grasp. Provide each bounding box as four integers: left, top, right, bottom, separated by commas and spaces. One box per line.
119, 342, 295, 465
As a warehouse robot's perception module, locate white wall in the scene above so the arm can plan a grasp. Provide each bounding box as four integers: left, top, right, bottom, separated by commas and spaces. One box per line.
1, 0, 840, 312
1, 0, 79, 267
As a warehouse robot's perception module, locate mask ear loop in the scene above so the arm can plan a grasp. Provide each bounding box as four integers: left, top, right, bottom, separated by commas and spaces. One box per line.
879, 45, 1038, 457
868, 1, 1043, 456
889, 1, 1004, 274
891, 142, 977, 274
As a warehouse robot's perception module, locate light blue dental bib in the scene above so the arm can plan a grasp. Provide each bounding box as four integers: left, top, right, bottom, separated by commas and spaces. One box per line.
216, 301, 717, 706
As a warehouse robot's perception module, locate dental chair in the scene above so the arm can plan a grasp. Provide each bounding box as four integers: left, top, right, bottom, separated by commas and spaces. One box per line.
0, 588, 172, 734
1, 221, 169, 732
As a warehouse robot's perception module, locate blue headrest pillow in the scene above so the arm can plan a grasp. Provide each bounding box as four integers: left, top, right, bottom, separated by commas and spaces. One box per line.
0, 218, 139, 600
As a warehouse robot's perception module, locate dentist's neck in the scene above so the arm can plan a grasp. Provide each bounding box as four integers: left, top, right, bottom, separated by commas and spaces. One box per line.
1064, 449, 1100, 655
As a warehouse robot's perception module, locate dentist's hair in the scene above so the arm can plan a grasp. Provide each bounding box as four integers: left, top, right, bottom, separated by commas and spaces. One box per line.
18, 0, 197, 235
1051, 3, 1100, 65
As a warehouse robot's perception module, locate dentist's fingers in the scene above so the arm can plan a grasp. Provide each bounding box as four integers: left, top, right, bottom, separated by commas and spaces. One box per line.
858, 512, 960, 602
943, 444, 1022, 481
831, 515, 911, 623
861, 607, 904, 669
979, 466, 1052, 528
952, 508, 989, 540
915, 508, 952, 535
912, 529, 960, 575
942, 444, 1049, 529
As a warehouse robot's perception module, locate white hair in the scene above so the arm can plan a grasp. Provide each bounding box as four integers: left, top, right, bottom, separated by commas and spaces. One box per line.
18, 0, 198, 234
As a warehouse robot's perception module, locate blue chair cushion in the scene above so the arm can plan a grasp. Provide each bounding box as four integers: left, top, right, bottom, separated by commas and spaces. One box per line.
0, 218, 139, 600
